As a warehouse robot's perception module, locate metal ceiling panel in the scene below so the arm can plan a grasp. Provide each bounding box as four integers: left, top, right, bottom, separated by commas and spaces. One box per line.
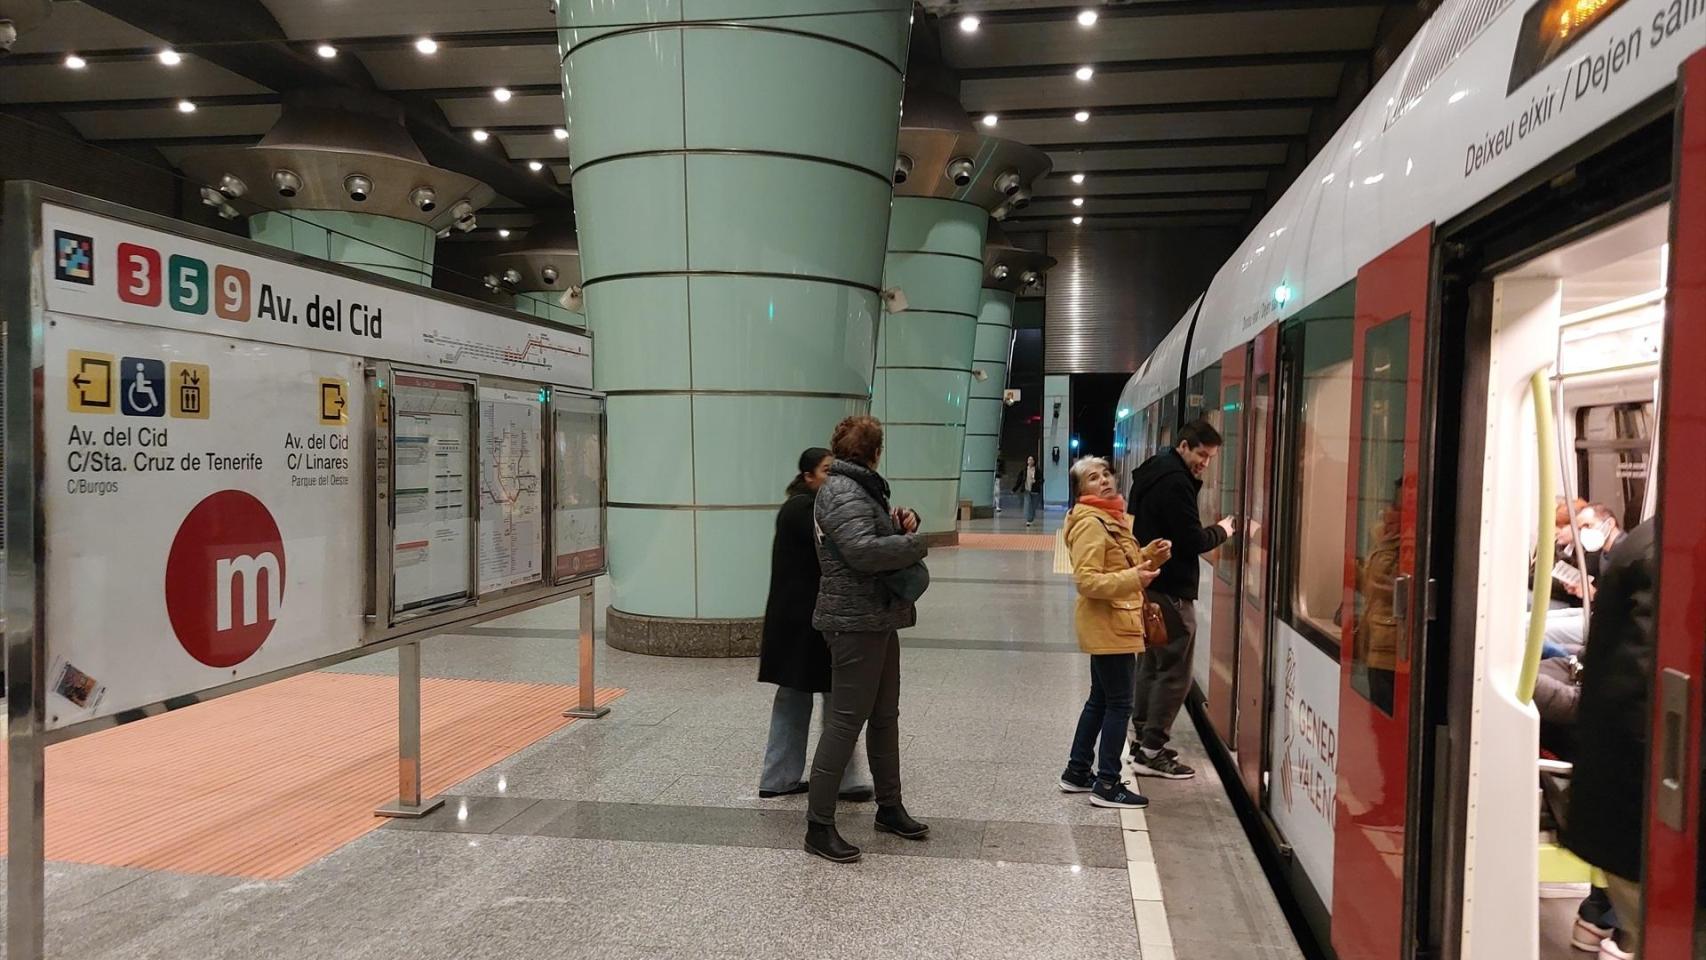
0, 59, 273, 103
497, 132, 571, 162
1026, 195, 1253, 216
68, 104, 282, 141
359, 45, 558, 89
4, 1, 161, 54
258, 0, 553, 40
995, 108, 1313, 145
1034, 170, 1272, 195
1049, 143, 1291, 171
941, 7, 1384, 68
439, 93, 565, 128
962, 62, 1345, 110
1012, 215, 1247, 231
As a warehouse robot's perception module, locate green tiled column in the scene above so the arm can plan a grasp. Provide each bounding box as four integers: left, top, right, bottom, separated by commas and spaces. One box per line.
249, 210, 434, 286
560, 0, 910, 653
513, 291, 583, 326
870, 197, 986, 539
959, 287, 1013, 514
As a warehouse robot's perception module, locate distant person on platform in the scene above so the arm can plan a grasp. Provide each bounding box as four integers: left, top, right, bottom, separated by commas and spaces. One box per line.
755, 447, 874, 803
804, 416, 931, 864
1125, 419, 1238, 780
1563, 518, 1657, 960
1016, 455, 1044, 527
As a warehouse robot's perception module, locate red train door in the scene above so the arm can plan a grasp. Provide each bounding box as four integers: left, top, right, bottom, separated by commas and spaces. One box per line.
1331, 226, 1433, 960
1207, 345, 1250, 743
1644, 49, 1706, 959
1237, 327, 1280, 800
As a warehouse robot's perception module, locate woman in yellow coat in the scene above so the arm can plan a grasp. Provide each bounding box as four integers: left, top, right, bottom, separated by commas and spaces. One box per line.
1057, 457, 1171, 809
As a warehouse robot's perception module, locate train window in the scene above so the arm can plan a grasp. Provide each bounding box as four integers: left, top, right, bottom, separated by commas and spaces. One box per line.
1191, 365, 1223, 524
1216, 383, 1245, 585
1349, 313, 1410, 717
1574, 401, 1653, 530
1280, 311, 1354, 653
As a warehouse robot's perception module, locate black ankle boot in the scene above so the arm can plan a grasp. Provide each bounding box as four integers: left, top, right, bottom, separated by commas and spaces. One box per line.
804, 822, 861, 863
874, 804, 929, 840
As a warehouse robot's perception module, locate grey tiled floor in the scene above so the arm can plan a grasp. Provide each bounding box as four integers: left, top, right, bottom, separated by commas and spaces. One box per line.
5, 539, 1301, 960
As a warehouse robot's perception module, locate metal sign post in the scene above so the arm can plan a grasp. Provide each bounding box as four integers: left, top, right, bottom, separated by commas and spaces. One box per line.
2, 183, 612, 958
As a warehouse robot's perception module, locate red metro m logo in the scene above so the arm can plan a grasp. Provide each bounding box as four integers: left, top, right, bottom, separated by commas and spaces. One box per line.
164, 490, 286, 668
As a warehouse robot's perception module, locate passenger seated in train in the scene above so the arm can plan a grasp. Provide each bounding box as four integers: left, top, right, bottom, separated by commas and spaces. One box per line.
1541, 504, 1624, 660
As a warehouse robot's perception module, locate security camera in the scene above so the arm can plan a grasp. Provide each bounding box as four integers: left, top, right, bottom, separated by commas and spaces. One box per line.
992, 263, 1010, 281
199, 186, 224, 208
503, 268, 522, 286
541, 265, 559, 285
273, 169, 302, 198
409, 186, 437, 212
216, 202, 241, 221
483, 274, 502, 291
0, 21, 19, 53
1020, 270, 1039, 287
344, 174, 372, 202
991, 203, 1010, 221
894, 154, 913, 185
1009, 186, 1032, 210
994, 170, 1021, 196
449, 199, 475, 221
455, 214, 477, 233
945, 157, 974, 187
436, 227, 451, 239
218, 174, 247, 198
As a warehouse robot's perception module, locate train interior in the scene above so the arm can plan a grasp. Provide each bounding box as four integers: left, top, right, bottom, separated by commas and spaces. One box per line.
1467, 202, 1668, 959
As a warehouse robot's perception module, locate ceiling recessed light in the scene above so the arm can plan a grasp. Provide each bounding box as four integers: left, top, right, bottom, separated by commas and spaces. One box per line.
316, 44, 337, 58
553, 127, 569, 140
498, 228, 511, 238
1070, 173, 1085, 184
528, 160, 544, 171
64, 53, 87, 69
1078, 9, 1098, 26
959, 15, 979, 32
177, 99, 196, 113
981, 113, 998, 127
415, 37, 438, 54
493, 87, 512, 102
1075, 66, 1094, 81
158, 49, 182, 66
1072, 216, 1083, 225
1074, 110, 1090, 122
1072, 197, 1084, 207
472, 128, 490, 142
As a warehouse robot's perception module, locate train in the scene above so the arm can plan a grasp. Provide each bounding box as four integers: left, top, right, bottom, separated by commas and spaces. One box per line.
1109, 0, 1704, 957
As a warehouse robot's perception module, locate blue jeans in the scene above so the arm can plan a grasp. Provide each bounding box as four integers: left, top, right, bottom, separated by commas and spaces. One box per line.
760, 685, 870, 794
1067, 653, 1138, 784
1024, 491, 1041, 523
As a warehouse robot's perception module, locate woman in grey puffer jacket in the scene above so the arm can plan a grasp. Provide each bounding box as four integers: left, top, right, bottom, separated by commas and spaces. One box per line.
804, 415, 931, 864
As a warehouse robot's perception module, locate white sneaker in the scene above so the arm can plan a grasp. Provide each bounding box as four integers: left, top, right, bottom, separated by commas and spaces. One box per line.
1597, 934, 1634, 959
1572, 917, 1612, 952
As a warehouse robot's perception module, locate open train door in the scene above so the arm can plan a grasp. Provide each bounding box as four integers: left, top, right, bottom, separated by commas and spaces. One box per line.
1644, 48, 1706, 960
1332, 225, 1432, 960
1236, 326, 1280, 801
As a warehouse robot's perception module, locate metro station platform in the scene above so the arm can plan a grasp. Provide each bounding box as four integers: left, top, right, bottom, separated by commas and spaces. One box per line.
0, 507, 1303, 960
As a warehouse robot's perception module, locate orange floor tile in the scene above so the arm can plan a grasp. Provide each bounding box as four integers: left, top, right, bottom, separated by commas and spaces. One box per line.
0, 672, 622, 879
957, 531, 1057, 552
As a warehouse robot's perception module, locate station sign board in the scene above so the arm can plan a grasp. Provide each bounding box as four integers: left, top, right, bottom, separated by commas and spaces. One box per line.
24, 200, 601, 732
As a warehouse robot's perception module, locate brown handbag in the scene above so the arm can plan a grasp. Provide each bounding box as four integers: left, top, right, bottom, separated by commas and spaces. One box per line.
1144, 601, 1169, 647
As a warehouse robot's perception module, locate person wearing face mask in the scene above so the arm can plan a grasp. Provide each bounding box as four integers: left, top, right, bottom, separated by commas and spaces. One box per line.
1123, 419, 1238, 779
1543, 504, 1624, 659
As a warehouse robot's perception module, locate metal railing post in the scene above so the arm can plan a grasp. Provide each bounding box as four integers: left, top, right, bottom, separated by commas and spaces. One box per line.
375, 641, 443, 817
564, 586, 610, 719
7, 702, 46, 960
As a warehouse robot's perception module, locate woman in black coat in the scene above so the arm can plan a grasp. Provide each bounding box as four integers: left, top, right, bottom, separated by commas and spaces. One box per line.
757, 448, 872, 800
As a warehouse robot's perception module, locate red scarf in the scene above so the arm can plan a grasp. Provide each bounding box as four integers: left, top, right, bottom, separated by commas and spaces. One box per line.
1078, 495, 1127, 522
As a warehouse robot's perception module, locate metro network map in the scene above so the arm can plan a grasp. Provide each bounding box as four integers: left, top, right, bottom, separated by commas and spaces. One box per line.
477, 387, 544, 592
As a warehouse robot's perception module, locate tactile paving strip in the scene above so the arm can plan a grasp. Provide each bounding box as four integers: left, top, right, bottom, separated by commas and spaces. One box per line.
0, 672, 621, 878
956, 532, 1057, 552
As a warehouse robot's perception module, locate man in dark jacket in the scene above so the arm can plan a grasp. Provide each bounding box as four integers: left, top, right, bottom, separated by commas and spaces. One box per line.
1125, 418, 1237, 779
1563, 518, 1656, 958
